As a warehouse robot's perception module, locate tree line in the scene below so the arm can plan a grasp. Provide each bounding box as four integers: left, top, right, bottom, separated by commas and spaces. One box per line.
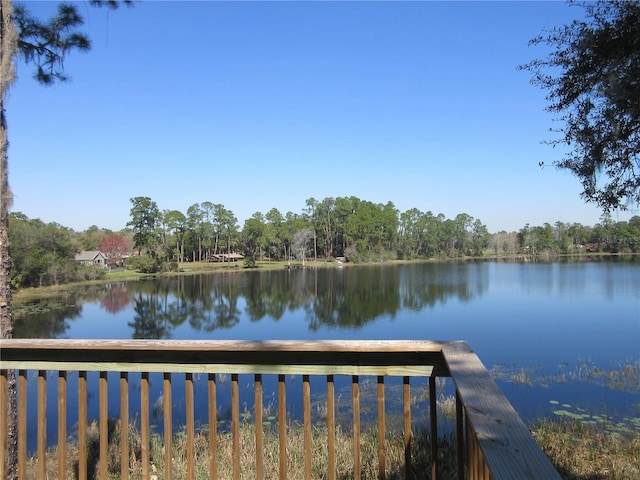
126, 195, 491, 265
8, 195, 640, 288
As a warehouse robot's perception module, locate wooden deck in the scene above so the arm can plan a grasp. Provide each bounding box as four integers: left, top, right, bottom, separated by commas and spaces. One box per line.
0, 339, 561, 479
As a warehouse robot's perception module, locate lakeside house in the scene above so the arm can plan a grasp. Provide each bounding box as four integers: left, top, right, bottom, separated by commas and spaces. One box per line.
74, 250, 108, 268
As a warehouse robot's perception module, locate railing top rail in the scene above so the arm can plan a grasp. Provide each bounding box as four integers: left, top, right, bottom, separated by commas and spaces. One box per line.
0, 339, 451, 377
0, 339, 448, 353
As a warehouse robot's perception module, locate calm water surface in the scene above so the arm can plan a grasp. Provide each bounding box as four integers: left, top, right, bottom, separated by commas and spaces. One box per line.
14, 259, 640, 445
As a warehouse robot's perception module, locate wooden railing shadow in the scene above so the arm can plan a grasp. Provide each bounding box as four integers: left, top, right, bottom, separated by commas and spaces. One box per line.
73, 418, 118, 480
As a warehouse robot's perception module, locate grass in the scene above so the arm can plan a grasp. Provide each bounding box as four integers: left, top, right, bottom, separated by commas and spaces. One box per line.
533, 418, 640, 480
26, 419, 458, 480
24, 415, 640, 480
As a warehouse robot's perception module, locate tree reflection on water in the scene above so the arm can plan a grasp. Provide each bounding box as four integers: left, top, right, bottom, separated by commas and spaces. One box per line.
13, 263, 485, 339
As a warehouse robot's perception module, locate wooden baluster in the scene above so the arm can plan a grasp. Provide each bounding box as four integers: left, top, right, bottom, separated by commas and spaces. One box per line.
37, 370, 46, 480
475, 424, 481, 480
186, 372, 195, 480
403, 376, 411, 479
429, 376, 438, 480
231, 373, 240, 480
99, 371, 108, 480
121, 372, 129, 480
78, 371, 87, 480
278, 374, 286, 480
456, 388, 464, 480
327, 374, 335, 480
164, 372, 172, 480
303, 374, 311, 479
58, 371, 67, 479
475, 429, 481, 480
18, 370, 27, 479
468, 416, 478, 480
255, 374, 264, 480
141, 372, 149, 480
467, 417, 473, 480
377, 376, 386, 480
208, 373, 217, 479
352, 375, 360, 479
483, 453, 491, 480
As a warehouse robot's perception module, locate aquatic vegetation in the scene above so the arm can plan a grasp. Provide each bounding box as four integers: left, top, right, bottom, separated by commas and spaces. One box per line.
491, 357, 640, 393
548, 400, 640, 437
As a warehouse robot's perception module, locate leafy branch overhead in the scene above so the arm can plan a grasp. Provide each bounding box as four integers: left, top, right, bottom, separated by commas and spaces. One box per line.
12, 0, 133, 85
521, 0, 640, 212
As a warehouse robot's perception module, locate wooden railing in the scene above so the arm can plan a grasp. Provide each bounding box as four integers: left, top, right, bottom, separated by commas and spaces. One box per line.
0, 339, 561, 479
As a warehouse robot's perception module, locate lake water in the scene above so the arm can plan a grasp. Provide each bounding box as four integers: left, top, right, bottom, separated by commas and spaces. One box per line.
13, 258, 640, 445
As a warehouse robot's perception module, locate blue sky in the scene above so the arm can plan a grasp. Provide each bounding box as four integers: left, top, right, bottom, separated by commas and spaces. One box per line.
6, 0, 637, 233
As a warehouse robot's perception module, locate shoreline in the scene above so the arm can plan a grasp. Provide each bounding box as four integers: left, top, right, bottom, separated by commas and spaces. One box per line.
11, 252, 636, 305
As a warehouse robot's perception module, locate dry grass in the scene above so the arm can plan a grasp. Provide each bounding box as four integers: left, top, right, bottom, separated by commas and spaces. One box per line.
26, 416, 640, 479
26, 419, 459, 480
533, 418, 640, 480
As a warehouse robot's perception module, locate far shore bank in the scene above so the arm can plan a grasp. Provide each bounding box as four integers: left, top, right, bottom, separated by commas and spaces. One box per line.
11, 252, 635, 305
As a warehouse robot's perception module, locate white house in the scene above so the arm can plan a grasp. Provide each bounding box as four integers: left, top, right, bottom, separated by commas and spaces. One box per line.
74, 250, 108, 268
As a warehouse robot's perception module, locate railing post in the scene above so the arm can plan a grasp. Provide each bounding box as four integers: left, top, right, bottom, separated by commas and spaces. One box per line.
37, 370, 46, 480
456, 389, 464, 480
58, 371, 67, 480
120, 372, 129, 480
208, 373, 217, 479
231, 373, 240, 480
18, 370, 27, 479
141, 372, 150, 480
163, 372, 172, 480
377, 375, 386, 480
303, 374, 312, 479
186, 372, 195, 480
99, 371, 108, 480
429, 376, 438, 480
78, 371, 87, 480
352, 375, 361, 479
326, 374, 336, 480
278, 374, 286, 480
255, 373, 264, 480
403, 376, 411, 479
